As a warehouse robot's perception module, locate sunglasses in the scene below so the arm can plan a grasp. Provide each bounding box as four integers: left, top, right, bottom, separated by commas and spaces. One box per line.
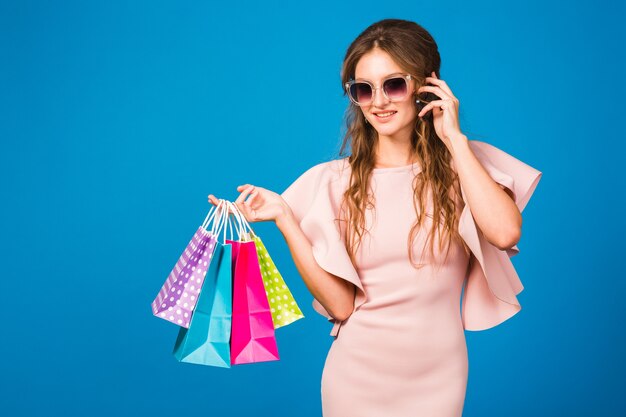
345, 73, 424, 106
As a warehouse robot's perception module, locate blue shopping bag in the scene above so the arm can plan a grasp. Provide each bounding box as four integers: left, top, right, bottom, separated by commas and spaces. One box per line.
173, 204, 234, 368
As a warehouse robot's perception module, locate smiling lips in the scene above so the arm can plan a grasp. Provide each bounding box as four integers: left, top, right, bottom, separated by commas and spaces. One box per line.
373, 110, 397, 122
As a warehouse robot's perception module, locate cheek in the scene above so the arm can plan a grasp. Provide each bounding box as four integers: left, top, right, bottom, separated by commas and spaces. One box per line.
400, 103, 418, 120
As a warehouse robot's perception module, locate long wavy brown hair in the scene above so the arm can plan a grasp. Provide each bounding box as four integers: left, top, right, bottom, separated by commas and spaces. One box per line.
336, 18, 470, 271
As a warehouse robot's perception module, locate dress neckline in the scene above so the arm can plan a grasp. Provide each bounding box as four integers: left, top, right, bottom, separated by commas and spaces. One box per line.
372, 161, 421, 173
337, 157, 421, 174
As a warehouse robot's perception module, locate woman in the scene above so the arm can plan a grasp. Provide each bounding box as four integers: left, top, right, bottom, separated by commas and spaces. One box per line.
209, 18, 542, 417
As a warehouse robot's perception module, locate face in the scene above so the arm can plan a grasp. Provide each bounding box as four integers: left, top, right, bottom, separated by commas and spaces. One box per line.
353, 48, 418, 141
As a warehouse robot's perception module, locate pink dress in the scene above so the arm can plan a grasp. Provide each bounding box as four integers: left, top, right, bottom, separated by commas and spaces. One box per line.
280, 140, 542, 417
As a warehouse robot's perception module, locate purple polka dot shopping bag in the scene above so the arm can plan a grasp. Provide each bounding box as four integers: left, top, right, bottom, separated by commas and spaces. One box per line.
151, 201, 223, 327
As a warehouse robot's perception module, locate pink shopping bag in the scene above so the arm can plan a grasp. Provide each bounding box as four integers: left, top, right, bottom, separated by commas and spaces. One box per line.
226, 202, 279, 365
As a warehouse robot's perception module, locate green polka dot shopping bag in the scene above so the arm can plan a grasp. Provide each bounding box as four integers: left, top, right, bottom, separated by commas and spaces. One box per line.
230, 204, 305, 330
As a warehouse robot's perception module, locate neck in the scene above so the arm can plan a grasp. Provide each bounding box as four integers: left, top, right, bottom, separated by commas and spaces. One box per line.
374, 129, 415, 167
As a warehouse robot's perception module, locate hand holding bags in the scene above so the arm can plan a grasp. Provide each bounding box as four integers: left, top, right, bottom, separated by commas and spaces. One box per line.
152, 198, 304, 367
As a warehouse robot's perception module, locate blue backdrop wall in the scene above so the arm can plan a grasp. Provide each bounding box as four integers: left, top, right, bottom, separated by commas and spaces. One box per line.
1, 0, 624, 416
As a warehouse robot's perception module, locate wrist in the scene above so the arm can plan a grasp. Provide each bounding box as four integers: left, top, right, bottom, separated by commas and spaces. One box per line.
448, 133, 469, 156
274, 202, 295, 231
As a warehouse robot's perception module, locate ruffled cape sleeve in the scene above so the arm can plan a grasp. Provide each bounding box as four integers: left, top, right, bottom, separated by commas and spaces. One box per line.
459, 140, 542, 330
280, 160, 366, 337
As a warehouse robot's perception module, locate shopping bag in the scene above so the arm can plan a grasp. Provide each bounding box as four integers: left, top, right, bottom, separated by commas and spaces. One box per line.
173, 202, 234, 367
227, 202, 280, 365
251, 234, 304, 329
231, 206, 304, 329
151, 201, 225, 327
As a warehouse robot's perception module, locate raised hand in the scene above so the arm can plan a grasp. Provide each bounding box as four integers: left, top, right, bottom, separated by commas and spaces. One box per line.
208, 184, 289, 224
417, 71, 464, 148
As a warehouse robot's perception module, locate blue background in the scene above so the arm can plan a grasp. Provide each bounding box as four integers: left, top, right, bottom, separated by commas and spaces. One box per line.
1, 1, 624, 416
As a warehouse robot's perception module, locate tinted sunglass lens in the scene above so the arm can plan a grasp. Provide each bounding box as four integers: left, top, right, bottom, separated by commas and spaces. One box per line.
350, 83, 372, 104
384, 77, 408, 100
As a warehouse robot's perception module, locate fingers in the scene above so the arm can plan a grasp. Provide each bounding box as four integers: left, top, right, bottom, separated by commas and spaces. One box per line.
235, 184, 255, 206
208, 195, 227, 207
208, 184, 259, 216
417, 99, 454, 118
418, 100, 442, 118
223, 200, 238, 217
246, 189, 259, 208
423, 77, 451, 95
424, 71, 455, 97
416, 85, 451, 102
208, 195, 234, 215
208, 194, 219, 206
234, 185, 258, 221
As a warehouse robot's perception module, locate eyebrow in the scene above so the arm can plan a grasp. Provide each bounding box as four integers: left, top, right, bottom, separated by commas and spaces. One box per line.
353, 72, 405, 82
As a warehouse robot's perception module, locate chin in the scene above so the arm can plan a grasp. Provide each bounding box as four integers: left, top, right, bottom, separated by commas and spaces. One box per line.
374, 122, 412, 137
374, 126, 398, 135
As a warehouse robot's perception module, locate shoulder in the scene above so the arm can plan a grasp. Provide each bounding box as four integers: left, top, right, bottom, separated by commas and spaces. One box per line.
304, 157, 349, 174
280, 157, 349, 197
286, 157, 350, 186
280, 157, 350, 221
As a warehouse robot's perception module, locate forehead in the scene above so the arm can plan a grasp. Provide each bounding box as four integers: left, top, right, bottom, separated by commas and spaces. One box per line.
354, 48, 405, 81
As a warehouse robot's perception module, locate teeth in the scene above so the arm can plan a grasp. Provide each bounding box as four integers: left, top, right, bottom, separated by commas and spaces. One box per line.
376, 111, 396, 117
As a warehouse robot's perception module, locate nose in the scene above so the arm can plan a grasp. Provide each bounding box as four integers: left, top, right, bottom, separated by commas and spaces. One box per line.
371, 86, 389, 107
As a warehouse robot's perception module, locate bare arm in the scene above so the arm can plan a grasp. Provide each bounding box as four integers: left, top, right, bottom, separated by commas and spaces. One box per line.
275, 203, 356, 322
449, 135, 522, 250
